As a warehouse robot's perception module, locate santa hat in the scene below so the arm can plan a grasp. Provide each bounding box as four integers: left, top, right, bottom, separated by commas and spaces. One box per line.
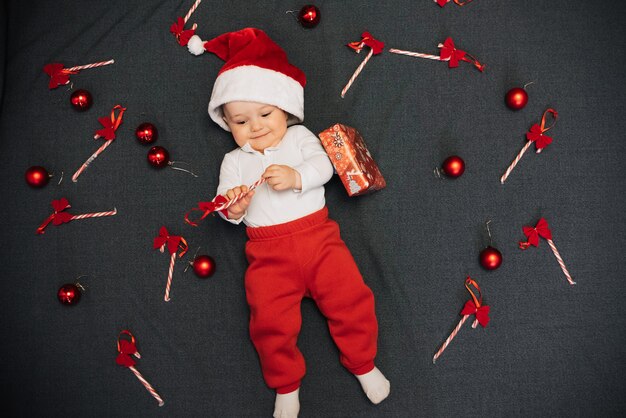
187, 28, 306, 131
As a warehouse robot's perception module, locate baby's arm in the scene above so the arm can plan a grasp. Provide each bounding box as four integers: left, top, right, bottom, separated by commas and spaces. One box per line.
217, 153, 249, 224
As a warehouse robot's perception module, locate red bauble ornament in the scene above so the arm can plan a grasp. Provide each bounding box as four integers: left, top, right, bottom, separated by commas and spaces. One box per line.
147, 146, 170, 168
70, 89, 93, 111
57, 283, 81, 305
192, 255, 216, 278
135, 122, 158, 144
441, 156, 465, 178
25, 166, 51, 188
505, 87, 528, 111
298, 5, 320, 28
479, 246, 503, 270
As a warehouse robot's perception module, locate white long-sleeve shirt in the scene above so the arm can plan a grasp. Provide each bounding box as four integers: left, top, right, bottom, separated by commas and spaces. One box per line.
217, 125, 334, 227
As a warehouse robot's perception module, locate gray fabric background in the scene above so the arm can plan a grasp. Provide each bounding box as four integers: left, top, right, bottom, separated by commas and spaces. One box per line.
1, 1, 625, 416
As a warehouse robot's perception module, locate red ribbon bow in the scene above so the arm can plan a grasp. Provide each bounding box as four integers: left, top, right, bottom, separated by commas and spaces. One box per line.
526, 109, 558, 151
116, 330, 140, 368
43, 63, 78, 89
519, 217, 552, 249
459, 277, 490, 327
439, 38, 484, 71
170, 17, 196, 46
184, 195, 229, 227
36, 198, 74, 234
348, 32, 385, 55
153, 226, 189, 257
437, 0, 474, 7
439, 38, 466, 68
95, 105, 126, 141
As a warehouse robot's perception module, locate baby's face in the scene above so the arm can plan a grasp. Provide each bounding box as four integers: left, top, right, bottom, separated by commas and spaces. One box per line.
222, 101, 288, 153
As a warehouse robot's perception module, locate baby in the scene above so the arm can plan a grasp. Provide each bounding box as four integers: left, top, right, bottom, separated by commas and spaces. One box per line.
188, 28, 390, 418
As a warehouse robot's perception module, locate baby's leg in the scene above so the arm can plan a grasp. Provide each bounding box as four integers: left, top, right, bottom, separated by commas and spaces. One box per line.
355, 367, 390, 404
273, 388, 300, 418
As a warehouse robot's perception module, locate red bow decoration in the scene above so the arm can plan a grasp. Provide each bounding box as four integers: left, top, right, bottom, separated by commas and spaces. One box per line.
170, 17, 196, 46
116, 330, 140, 368
437, 0, 474, 6
36, 198, 74, 234
459, 277, 490, 327
43, 63, 77, 89
184, 194, 229, 226
348, 32, 385, 55
439, 38, 484, 71
439, 38, 466, 68
526, 109, 558, 151
153, 226, 189, 257
95, 105, 126, 141
519, 218, 552, 249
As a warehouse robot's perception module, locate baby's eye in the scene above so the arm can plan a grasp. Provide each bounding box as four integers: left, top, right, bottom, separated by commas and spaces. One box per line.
235, 120, 246, 125
261, 111, 272, 117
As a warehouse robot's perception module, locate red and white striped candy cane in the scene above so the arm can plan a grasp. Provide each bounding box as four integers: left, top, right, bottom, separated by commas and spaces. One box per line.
389, 48, 448, 62
547, 239, 576, 285
341, 33, 384, 98
154, 228, 188, 302
72, 105, 125, 182
70, 208, 117, 220
341, 46, 374, 98
65, 59, 115, 73
433, 314, 469, 363
500, 140, 532, 184
72, 139, 113, 182
128, 366, 165, 407
214, 177, 266, 213
433, 277, 490, 363
184, 0, 202, 26
163, 251, 177, 302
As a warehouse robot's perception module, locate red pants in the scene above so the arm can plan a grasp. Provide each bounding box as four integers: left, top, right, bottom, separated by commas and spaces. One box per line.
245, 207, 378, 394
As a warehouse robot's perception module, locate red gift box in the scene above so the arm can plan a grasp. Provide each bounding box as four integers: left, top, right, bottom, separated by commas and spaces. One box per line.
318, 124, 386, 196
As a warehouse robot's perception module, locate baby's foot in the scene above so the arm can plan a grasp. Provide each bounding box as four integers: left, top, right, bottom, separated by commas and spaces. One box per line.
355, 367, 390, 404
273, 389, 300, 418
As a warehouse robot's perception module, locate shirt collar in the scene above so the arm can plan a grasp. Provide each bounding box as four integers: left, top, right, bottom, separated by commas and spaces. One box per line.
241, 141, 282, 155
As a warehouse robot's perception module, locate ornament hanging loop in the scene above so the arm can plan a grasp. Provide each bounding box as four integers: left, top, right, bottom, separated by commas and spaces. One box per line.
523, 81, 535, 90
184, 247, 202, 272
168, 160, 198, 177
485, 220, 493, 246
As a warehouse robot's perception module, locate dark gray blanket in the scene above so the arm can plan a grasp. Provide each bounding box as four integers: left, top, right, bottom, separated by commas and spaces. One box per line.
1, 1, 625, 416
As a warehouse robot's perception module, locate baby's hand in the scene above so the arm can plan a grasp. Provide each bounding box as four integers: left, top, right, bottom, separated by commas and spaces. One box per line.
262, 165, 302, 191
224, 185, 255, 220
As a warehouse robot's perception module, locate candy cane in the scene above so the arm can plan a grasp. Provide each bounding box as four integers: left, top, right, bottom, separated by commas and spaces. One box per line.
163, 251, 177, 302
128, 366, 165, 407
501, 109, 557, 184
65, 59, 115, 72
341, 47, 374, 98
389, 48, 447, 62
341, 33, 384, 98
184, 177, 267, 226
36, 198, 117, 234
71, 140, 113, 182
184, 0, 202, 25
547, 239, 576, 285
433, 315, 469, 363
116, 331, 164, 407
433, 277, 490, 363
500, 140, 533, 184
72, 105, 125, 182
70, 208, 118, 220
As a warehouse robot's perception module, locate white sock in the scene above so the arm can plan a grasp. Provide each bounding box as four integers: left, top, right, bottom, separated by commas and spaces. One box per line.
355, 367, 390, 404
273, 388, 300, 418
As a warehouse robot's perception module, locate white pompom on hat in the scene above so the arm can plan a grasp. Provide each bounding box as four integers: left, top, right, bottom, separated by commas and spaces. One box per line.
187, 28, 306, 132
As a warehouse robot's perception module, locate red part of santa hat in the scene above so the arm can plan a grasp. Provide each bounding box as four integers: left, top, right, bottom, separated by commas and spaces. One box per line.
189, 28, 306, 131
